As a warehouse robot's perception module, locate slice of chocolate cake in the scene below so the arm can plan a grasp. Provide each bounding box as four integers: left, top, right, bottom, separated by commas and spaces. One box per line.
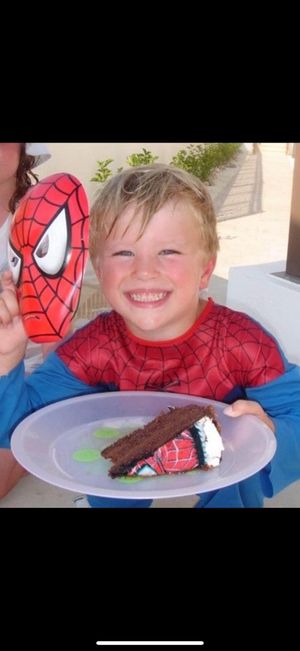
101, 404, 223, 478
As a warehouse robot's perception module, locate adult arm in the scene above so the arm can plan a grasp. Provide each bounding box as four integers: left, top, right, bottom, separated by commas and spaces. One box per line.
0, 450, 27, 499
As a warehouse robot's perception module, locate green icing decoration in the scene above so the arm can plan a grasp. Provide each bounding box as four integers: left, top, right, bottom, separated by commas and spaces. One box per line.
93, 427, 119, 438
117, 476, 144, 484
72, 449, 101, 462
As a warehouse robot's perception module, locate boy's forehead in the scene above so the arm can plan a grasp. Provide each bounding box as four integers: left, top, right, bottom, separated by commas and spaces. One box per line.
103, 205, 142, 239
101, 203, 203, 249
106, 197, 198, 230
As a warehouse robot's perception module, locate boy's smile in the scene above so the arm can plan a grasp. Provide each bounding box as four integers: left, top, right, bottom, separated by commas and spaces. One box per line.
97, 199, 216, 341
125, 290, 170, 307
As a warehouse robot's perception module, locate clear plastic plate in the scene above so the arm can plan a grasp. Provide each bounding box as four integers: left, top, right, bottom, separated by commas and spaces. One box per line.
11, 391, 276, 498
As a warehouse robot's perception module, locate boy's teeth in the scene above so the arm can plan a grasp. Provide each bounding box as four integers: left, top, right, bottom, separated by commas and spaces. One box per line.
130, 292, 166, 302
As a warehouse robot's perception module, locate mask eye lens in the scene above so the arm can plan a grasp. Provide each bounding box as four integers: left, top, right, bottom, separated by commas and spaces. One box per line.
33, 208, 69, 276
8, 241, 22, 285
35, 235, 49, 258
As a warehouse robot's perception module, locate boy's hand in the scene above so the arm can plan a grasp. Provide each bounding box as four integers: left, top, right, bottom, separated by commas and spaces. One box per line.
224, 399, 275, 433
0, 271, 28, 374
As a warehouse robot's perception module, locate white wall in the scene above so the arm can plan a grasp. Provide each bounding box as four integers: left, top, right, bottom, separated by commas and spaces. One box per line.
227, 261, 300, 365
38, 143, 194, 202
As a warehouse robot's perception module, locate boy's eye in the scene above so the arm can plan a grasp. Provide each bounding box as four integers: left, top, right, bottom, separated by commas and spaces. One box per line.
112, 250, 134, 257
159, 249, 181, 255
111, 249, 181, 257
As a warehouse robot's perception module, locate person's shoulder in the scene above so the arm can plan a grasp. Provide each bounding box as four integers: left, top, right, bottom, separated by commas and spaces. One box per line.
209, 301, 275, 343
209, 300, 255, 325
212, 302, 285, 360
56, 310, 125, 364
211, 301, 262, 327
72, 309, 125, 340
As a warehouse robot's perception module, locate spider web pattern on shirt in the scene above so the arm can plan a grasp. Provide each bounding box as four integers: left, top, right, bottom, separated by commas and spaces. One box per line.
57, 302, 285, 401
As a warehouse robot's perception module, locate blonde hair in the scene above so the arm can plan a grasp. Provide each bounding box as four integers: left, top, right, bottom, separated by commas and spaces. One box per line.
89, 164, 219, 266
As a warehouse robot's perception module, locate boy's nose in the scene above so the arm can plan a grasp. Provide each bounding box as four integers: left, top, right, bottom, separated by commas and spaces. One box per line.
132, 254, 158, 278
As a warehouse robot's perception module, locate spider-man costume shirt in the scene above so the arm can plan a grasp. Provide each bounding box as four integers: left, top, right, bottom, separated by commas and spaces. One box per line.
56, 299, 285, 402
1, 298, 300, 507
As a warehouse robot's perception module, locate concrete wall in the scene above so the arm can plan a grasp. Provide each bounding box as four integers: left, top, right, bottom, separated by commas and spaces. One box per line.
38, 143, 194, 203
227, 261, 300, 366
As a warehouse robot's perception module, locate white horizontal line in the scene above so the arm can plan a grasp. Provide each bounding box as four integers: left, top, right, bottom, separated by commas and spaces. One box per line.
96, 643, 204, 646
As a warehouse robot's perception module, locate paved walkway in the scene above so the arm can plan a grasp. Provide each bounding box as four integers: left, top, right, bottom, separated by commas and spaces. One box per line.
1, 145, 298, 507
211, 145, 294, 305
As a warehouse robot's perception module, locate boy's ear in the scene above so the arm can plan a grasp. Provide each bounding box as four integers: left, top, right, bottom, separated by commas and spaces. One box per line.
199, 256, 217, 289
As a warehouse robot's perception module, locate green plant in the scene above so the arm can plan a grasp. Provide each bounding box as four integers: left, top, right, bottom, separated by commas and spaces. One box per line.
171, 143, 241, 183
126, 148, 159, 167
91, 159, 114, 183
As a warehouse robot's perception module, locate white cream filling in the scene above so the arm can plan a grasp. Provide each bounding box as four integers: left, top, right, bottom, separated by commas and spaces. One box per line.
135, 464, 157, 476
195, 416, 224, 467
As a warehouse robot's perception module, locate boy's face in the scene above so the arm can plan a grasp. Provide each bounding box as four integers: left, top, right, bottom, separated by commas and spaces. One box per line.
96, 198, 216, 341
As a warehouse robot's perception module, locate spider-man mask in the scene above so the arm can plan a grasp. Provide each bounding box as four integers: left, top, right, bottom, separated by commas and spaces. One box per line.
8, 173, 89, 343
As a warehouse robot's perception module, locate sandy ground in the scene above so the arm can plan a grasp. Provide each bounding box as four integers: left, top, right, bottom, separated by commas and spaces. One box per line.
1, 144, 299, 508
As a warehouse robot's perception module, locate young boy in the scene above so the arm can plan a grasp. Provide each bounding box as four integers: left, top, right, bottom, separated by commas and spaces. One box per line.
1, 164, 300, 508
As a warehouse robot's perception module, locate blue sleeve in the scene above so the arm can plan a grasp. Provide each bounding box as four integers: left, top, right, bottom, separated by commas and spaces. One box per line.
0, 352, 107, 449
245, 362, 300, 497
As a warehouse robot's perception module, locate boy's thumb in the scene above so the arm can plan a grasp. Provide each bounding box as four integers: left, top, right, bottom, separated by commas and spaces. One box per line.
223, 400, 250, 417
223, 404, 237, 417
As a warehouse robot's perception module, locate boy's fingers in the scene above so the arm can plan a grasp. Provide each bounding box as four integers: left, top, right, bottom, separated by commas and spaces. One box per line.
224, 399, 261, 417
0, 270, 15, 288
0, 271, 18, 300
0, 301, 11, 325
224, 400, 275, 432
0, 273, 20, 321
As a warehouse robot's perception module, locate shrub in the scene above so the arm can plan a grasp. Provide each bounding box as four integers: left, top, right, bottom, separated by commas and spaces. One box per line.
126, 148, 158, 167
91, 159, 114, 183
91, 144, 241, 185
171, 143, 241, 183
91, 149, 159, 184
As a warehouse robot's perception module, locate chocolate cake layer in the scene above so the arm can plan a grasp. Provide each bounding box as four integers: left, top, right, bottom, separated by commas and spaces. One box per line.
101, 404, 220, 477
